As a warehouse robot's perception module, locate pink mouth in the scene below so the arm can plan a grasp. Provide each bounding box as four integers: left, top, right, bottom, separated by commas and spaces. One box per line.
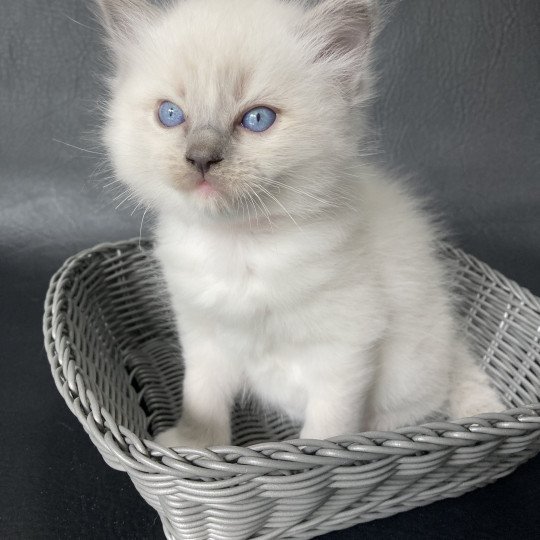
196, 179, 217, 198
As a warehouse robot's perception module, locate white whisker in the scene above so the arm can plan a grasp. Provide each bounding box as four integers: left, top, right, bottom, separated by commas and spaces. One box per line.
53, 139, 103, 155
256, 184, 302, 231
138, 206, 150, 250
247, 185, 274, 228
63, 14, 95, 31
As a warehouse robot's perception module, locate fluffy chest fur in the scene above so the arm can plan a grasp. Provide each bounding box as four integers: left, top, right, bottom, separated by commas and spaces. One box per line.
156, 212, 384, 346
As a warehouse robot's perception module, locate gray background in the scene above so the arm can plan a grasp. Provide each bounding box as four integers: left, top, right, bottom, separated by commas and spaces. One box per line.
1, 0, 539, 538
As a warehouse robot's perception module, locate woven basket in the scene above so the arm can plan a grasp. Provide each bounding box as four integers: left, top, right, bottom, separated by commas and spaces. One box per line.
43, 239, 540, 540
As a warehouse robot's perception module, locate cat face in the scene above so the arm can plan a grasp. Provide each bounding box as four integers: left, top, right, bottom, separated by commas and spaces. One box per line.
98, 0, 376, 222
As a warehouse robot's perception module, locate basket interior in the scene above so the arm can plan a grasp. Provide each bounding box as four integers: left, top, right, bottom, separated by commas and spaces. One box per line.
53, 241, 540, 444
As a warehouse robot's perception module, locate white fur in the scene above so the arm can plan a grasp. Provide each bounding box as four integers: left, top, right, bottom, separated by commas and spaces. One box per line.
96, 0, 503, 448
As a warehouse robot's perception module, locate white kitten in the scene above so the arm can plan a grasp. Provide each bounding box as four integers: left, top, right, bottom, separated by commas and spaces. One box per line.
95, 0, 503, 447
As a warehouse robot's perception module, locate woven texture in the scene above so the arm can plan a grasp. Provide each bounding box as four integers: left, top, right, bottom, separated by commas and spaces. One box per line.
43, 239, 540, 540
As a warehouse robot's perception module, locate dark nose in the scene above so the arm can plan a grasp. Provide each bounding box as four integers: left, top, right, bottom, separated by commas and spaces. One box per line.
185, 154, 224, 174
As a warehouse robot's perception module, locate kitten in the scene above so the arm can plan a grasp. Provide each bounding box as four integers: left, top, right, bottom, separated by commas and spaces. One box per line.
95, 0, 503, 448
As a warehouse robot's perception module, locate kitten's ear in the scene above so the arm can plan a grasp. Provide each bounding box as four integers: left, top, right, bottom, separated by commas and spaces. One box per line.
301, 0, 378, 59
300, 0, 380, 100
94, 0, 158, 41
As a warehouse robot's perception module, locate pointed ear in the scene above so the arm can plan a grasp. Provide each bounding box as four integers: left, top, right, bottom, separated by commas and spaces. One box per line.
300, 0, 380, 100
301, 0, 378, 59
93, 0, 158, 40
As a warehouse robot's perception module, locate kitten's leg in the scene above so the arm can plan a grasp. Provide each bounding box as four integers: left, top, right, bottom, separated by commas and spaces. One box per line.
299, 353, 374, 440
300, 395, 365, 440
154, 332, 240, 449
448, 342, 505, 419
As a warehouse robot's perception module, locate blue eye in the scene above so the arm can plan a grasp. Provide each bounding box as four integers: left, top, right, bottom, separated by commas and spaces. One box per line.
241, 106, 276, 132
158, 101, 185, 127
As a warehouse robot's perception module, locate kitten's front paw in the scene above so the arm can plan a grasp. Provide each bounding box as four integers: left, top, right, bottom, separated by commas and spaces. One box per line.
154, 426, 192, 448
154, 422, 230, 449
450, 386, 505, 419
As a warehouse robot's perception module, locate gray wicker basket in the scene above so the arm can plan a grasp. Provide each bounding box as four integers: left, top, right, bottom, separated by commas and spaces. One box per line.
43, 239, 540, 540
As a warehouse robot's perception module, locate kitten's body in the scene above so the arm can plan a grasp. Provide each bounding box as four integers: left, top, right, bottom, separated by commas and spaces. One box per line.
157, 175, 449, 443
96, 0, 502, 448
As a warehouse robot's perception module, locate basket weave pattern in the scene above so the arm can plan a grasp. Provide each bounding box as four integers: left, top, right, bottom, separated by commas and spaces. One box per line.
43, 239, 540, 539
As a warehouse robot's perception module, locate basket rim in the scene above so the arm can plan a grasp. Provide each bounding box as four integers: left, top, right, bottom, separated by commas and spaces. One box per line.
43, 238, 540, 476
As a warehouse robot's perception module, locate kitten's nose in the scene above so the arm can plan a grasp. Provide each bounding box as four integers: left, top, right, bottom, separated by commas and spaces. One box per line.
185, 153, 224, 175
185, 126, 228, 175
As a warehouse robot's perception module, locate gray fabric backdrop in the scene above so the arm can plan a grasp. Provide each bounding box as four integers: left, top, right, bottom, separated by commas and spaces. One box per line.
1, 0, 538, 291
1, 1, 539, 538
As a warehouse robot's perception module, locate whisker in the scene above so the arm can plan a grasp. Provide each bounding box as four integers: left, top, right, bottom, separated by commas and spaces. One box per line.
247, 185, 273, 229
114, 191, 135, 210
138, 206, 150, 250
63, 14, 95, 31
53, 139, 104, 155
245, 190, 260, 228
268, 179, 332, 206
249, 174, 340, 211
256, 184, 302, 231
131, 201, 144, 216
